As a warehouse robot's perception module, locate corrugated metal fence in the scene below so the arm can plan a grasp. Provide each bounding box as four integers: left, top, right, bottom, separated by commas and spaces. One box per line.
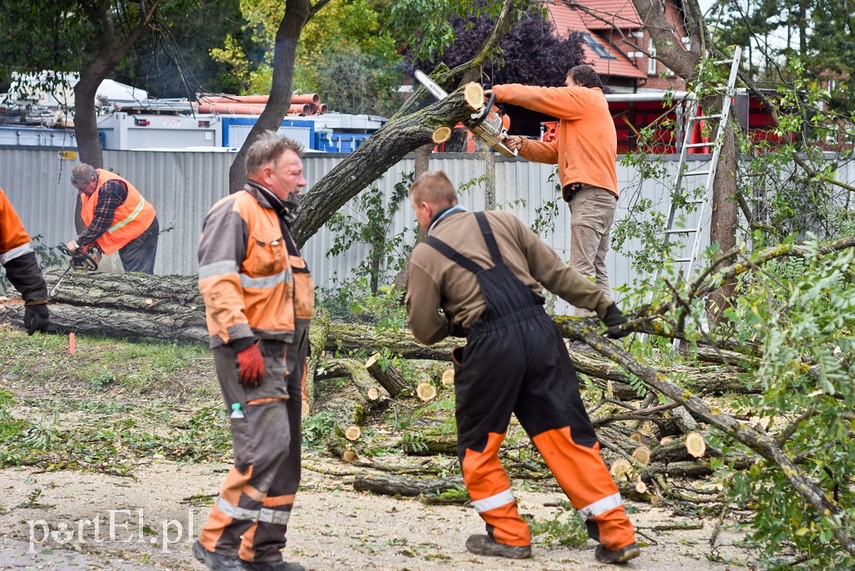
2, 147, 853, 312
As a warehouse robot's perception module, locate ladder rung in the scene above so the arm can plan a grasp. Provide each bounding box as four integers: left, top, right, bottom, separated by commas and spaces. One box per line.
694, 114, 722, 121
685, 142, 714, 148
712, 58, 734, 65
681, 169, 711, 176
673, 257, 692, 263
665, 228, 698, 235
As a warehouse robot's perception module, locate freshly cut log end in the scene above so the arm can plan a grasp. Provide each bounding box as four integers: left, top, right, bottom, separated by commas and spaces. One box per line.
631, 445, 652, 466
660, 436, 674, 445
301, 401, 310, 417
344, 425, 362, 441
441, 368, 455, 386
464, 82, 485, 110
367, 387, 381, 401
685, 431, 707, 458
432, 126, 452, 144
629, 432, 644, 442
609, 458, 633, 480
416, 382, 437, 401
342, 448, 359, 464
634, 480, 648, 494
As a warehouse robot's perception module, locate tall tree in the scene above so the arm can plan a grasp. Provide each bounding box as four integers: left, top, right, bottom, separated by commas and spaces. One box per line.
73, 1, 161, 167
227, 0, 328, 192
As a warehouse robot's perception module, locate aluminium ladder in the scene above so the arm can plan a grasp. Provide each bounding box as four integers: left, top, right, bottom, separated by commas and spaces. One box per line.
652, 47, 742, 290
642, 47, 742, 346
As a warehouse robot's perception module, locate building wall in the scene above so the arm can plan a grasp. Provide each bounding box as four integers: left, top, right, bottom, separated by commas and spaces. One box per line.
2, 147, 852, 314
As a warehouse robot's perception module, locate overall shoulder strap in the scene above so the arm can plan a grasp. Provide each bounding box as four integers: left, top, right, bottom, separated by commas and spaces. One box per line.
474, 212, 503, 265
423, 236, 484, 274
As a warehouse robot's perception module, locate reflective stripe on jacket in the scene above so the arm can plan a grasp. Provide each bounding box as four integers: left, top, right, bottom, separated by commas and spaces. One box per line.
80, 169, 156, 254
197, 187, 314, 347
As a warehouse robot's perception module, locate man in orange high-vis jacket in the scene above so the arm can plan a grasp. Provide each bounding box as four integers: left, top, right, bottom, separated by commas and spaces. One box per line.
1, 188, 49, 334
492, 65, 618, 317
66, 164, 158, 274
193, 131, 313, 571
406, 171, 640, 566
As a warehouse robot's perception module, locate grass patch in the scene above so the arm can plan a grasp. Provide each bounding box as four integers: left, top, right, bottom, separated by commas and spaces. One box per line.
0, 327, 229, 473
0, 327, 210, 394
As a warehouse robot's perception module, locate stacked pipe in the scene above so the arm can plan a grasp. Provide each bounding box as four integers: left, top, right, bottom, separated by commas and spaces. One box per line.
197, 93, 328, 116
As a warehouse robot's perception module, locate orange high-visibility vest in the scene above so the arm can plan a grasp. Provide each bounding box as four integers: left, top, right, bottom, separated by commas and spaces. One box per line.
80, 169, 156, 254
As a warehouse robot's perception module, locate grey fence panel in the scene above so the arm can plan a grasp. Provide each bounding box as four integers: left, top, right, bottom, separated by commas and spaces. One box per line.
104, 149, 235, 275
0, 148, 79, 257
2, 147, 852, 316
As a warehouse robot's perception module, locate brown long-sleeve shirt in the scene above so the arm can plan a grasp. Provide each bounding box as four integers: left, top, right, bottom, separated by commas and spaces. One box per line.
406, 209, 614, 345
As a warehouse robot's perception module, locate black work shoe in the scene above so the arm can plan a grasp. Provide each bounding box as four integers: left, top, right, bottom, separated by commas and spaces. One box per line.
594, 542, 641, 564
243, 561, 306, 571
466, 534, 532, 559
192, 540, 247, 570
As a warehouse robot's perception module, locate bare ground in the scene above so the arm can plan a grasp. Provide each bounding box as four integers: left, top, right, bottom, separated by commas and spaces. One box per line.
0, 453, 758, 571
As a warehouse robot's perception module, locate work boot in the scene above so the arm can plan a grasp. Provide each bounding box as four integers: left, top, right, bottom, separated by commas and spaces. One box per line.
594, 542, 641, 564
192, 540, 246, 570
466, 534, 532, 559
243, 560, 306, 571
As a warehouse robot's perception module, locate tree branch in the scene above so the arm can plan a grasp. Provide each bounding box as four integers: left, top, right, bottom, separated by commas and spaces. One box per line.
571, 330, 855, 556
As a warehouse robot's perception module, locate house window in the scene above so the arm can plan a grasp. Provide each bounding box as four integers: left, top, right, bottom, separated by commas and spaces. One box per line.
583, 33, 616, 60
647, 39, 657, 75
827, 78, 838, 93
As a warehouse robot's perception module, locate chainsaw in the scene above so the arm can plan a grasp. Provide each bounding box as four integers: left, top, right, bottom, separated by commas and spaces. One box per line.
414, 70, 518, 158
49, 243, 100, 296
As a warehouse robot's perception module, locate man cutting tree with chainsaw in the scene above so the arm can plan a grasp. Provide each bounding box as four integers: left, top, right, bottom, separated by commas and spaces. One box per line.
490, 65, 619, 319
1, 187, 49, 334
66, 164, 159, 274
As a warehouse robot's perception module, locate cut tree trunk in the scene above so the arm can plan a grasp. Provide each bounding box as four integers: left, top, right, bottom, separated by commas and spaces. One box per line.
364, 353, 411, 397
401, 425, 457, 456
650, 432, 718, 464
317, 358, 390, 406
352, 474, 464, 498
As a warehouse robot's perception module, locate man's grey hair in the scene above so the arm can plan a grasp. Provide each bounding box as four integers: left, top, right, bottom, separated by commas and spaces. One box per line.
245, 131, 304, 175
71, 164, 97, 186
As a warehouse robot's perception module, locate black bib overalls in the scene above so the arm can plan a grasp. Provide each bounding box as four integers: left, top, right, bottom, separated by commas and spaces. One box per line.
425, 212, 635, 550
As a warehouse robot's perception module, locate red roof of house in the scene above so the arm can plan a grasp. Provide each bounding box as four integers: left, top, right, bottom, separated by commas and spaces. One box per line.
545, 1, 645, 79
575, 0, 642, 30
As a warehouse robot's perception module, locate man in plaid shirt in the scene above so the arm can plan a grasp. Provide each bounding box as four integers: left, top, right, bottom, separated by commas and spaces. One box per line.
66, 164, 159, 274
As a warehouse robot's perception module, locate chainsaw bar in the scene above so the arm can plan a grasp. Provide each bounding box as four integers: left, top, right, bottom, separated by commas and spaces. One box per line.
414, 70, 517, 158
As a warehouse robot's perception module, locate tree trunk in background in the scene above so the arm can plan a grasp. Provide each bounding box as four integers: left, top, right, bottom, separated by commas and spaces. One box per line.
73, 1, 160, 168
228, 0, 312, 193
707, 121, 738, 321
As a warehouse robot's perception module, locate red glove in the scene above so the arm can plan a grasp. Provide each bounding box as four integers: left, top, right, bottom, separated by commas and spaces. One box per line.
236, 343, 265, 386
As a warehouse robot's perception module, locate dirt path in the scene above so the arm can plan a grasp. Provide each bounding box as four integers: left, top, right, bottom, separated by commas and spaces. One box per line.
0, 455, 755, 571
